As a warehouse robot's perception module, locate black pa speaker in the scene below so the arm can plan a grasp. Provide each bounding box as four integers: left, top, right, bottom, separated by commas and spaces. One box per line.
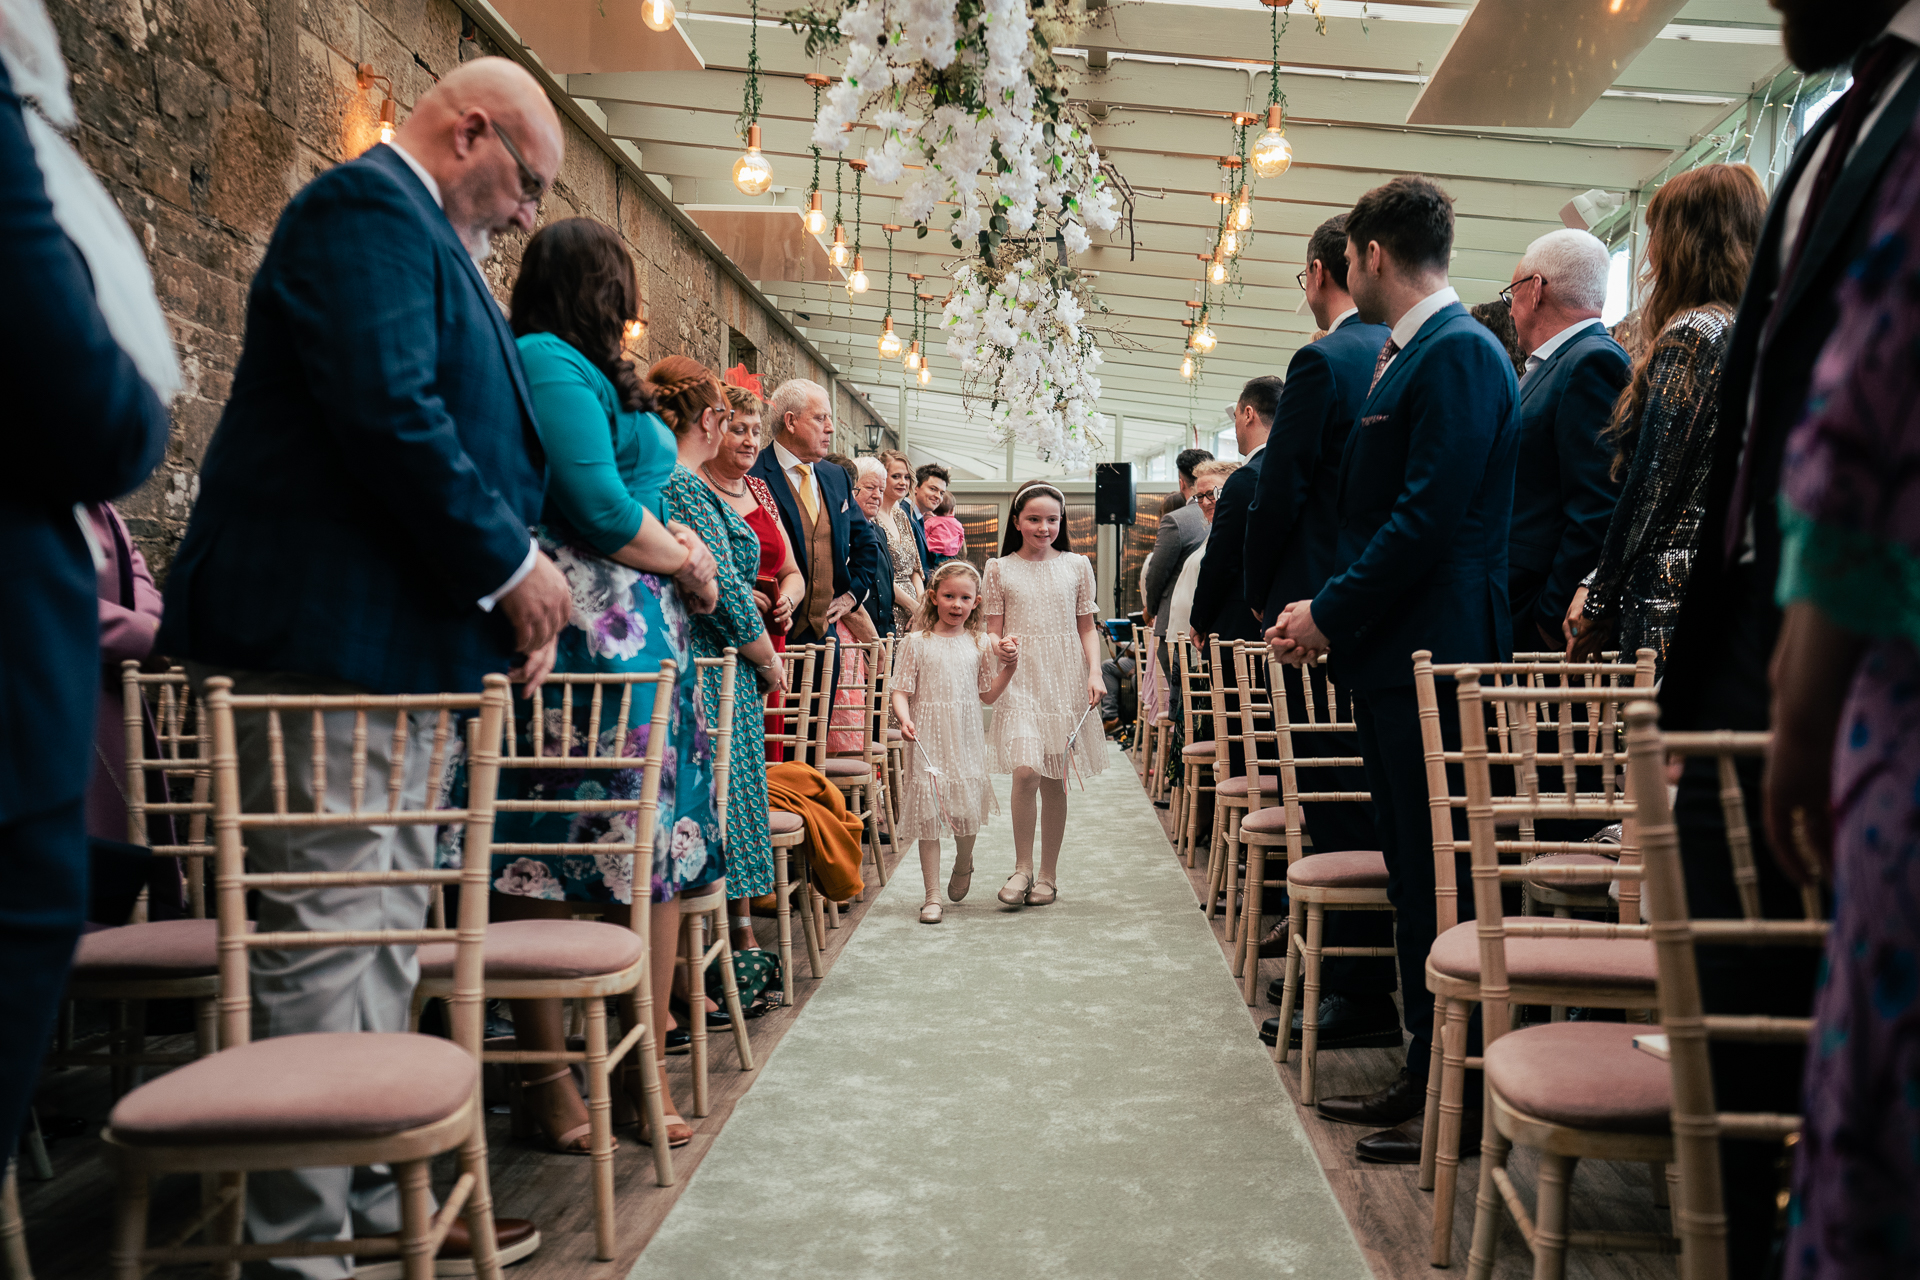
1094, 462, 1135, 526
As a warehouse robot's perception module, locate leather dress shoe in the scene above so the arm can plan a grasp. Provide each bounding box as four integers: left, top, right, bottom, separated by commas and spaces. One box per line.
1316, 1069, 1426, 1128
353, 1217, 541, 1278
1353, 1116, 1480, 1165
1258, 995, 1402, 1050
1256, 923, 1290, 959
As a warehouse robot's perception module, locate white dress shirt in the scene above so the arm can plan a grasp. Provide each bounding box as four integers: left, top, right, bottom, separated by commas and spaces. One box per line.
1523, 318, 1606, 380
1379, 286, 1462, 378
387, 143, 539, 613
771, 438, 821, 515
1326, 306, 1360, 333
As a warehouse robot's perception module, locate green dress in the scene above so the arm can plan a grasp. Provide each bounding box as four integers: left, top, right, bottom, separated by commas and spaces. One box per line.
661, 465, 773, 899
487, 334, 723, 906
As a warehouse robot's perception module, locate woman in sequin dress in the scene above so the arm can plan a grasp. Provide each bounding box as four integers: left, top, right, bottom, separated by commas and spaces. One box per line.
875, 448, 926, 634
1567, 164, 1766, 675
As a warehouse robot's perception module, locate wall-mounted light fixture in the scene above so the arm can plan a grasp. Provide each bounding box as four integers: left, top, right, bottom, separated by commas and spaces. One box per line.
356, 64, 396, 147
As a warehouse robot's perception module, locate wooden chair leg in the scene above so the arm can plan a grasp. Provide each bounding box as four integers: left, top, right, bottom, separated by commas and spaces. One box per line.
797, 865, 824, 979
684, 912, 709, 1118
213, 1171, 243, 1280
1465, 1109, 1509, 1280
453, 1095, 501, 1280
396, 1158, 436, 1280
1274, 896, 1305, 1065
109, 1167, 147, 1280
1203, 800, 1227, 916
1299, 904, 1326, 1104
583, 999, 616, 1260
1420, 1003, 1446, 1192
714, 921, 754, 1072
619, 988, 676, 1186
1648, 1161, 1670, 1208
1531, 1153, 1577, 1280
1431, 997, 1472, 1266
3, 1161, 32, 1280
774, 848, 795, 1006
1237, 843, 1266, 997
1222, 811, 1244, 941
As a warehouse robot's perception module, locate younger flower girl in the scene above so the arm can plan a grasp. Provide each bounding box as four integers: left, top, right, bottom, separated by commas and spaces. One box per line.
890, 561, 1017, 923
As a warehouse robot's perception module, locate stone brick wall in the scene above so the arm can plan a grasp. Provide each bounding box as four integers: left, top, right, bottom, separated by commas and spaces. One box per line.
46, 0, 874, 577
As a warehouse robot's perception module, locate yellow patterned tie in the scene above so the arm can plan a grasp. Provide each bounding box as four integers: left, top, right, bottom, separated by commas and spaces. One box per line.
791, 463, 819, 522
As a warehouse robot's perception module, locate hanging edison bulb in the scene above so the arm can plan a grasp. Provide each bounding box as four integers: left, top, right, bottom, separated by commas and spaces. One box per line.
828, 225, 848, 267
1190, 323, 1217, 354
1253, 103, 1292, 178
847, 254, 870, 294
732, 124, 773, 196
1209, 251, 1227, 285
917, 361, 931, 386
804, 191, 826, 235
641, 0, 675, 31
904, 340, 921, 371
1180, 353, 1194, 380
1233, 191, 1253, 231
1220, 228, 1239, 257
878, 315, 903, 357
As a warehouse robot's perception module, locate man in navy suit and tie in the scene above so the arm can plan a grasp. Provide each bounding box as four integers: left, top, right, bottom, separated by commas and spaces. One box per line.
1242, 215, 1399, 1053
1188, 377, 1276, 651
158, 59, 569, 1274
1271, 175, 1521, 1161
908, 463, 951, 580
1501, 228, 1627, 649
750, 378, 882, 648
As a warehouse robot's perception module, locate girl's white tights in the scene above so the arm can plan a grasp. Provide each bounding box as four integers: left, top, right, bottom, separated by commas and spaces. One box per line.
920, 835, 975, 903
1009, 766, 1067, 883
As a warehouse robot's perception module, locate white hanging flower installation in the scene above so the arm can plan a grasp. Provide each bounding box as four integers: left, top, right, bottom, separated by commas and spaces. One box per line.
942, 252, 1108, 470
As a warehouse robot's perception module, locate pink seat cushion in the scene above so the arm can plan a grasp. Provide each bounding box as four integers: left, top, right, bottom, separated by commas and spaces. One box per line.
1181, 741, 1217, 759
1523, 852, 1617, 894
109, 1032, 474, 1147
1237, 806, 1296, 835
417, 920, 643, 981
885, 728, 904, 741
1428, 920, 1656, 990
1286, 850, 1389, 889
822, 757, 872, 779
1214, 774, 1282, 798
1485, 1022, 1671, 1134
769, 810, 805, 835
71, 919, 220, 979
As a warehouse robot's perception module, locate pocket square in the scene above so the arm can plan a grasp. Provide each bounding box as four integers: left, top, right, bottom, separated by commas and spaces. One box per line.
840, 500, 849, 512
1359, 414, 1390, 428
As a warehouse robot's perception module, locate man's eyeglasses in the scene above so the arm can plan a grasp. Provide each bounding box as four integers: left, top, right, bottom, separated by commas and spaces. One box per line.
1296, 268, 1310, 290
1498, 273, 1542, 307
1195, 490, 1222, 506
490, 120, 546, 207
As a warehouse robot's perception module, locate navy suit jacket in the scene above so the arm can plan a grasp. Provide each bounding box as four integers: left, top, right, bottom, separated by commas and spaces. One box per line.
1314, 301, 1522, 692
903, 501, 933, 579
1507, 323, 1627, 642
865, 523, 897, 638
745, 446, 881, 623
1, 65, 168, 822
1665, 62, 1920, 729
1244, 312, 1391, 628
157, 144, 545, 695
1188, 448, 1266, 643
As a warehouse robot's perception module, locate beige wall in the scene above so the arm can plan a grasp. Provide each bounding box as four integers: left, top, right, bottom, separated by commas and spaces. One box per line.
47, 0, 877, 575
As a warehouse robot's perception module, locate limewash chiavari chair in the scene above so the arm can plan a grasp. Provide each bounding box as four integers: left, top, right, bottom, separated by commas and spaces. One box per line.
53, 667, 220, 1098
1143, 633, 1176, 804
765, 644, 827, 1000
824, 636, 894, 890
409, 668, 682, 1260
1128, 623, 1151, 775
1170, 635, 1218, 867
675, 653, 756, 1118
1413, 652, 1661, 1266
793, 638, 873, 918
105, 677, 511, 1280
1626, 705, 1825, 1280
1201, 636, 1280, 934
873, 635, 905, 835
1449, 672, 1676, 1280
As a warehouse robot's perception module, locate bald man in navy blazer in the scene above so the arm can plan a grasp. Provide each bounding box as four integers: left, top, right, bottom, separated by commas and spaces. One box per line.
1271, 177, 1520, 1157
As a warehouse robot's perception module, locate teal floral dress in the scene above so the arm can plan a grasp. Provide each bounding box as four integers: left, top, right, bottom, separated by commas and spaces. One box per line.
661, 465, 773, 899
486, 333, 723, 906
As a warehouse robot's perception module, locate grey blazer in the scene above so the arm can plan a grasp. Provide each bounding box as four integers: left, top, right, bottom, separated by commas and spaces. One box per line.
1143, 503, 1208, 635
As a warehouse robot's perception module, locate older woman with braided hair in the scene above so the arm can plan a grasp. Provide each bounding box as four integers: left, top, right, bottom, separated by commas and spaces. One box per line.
657, 357, 788, 963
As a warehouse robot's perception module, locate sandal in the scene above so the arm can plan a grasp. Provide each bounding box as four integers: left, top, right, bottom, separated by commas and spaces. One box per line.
1026, 879, 1057, 906
997, 871, 1033, 907
637, 1111, 694, 1149
513, 1068, 606, 1155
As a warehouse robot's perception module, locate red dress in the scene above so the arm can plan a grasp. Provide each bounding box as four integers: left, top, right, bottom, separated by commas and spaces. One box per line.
743, 477, 789, 761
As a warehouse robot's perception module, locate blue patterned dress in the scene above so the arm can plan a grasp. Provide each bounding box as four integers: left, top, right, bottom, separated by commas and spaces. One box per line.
486, 334, 723, 906
661, 465, 773, 899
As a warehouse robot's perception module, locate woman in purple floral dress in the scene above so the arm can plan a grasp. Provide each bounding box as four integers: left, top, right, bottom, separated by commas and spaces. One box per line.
1771, 117, 1920, 1279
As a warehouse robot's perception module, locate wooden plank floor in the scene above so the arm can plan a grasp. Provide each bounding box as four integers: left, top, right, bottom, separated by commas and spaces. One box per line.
20, 752, 1677, 1280
1137, 745, 1676, 1280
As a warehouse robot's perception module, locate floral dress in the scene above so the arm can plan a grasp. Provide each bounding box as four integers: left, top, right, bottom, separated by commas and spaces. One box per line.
1781, 125, 1920, 1280
662, 465, 774, 900
891, 630, 998, 842
482, 334, 723, 906
981, 552, 1107, 781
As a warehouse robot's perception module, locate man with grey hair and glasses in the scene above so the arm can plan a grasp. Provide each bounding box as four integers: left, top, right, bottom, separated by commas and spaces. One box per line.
1500, 227, 1628, 649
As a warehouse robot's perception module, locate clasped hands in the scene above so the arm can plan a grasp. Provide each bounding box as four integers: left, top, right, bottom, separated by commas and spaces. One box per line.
666, 521, 718, 615
1264, 599, 1330, 665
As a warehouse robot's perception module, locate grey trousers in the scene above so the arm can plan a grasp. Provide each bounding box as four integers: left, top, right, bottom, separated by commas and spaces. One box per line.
193, 668, 440, 1280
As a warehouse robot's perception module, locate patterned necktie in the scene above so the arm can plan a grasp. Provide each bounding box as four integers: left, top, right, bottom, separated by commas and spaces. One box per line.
1367, 339, 1401, 395
790, 463, 819, 522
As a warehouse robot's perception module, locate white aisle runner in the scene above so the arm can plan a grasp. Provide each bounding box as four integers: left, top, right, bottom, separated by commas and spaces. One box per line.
628, 753, 1371, 1280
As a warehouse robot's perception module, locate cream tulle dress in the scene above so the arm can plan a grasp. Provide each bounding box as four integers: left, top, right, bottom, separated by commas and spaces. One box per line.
981, 552, 1108, 781
892, 629, 999, 841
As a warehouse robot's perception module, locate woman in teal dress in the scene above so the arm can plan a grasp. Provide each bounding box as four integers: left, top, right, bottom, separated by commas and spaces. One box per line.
492, 218, 720, 1151
653, 357, 788, 957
